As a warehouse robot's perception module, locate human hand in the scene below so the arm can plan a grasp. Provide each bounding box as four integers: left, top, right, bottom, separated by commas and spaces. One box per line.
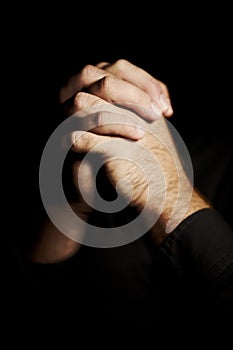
31, 61, 208, 263
59, 60, 208, 244
58, 59, 174, 236
69, 96, 210, 244
60, 59, 173, 121
33, 59, 165, 262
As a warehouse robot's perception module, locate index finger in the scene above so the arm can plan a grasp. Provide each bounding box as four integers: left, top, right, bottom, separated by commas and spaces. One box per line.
96, 59, 173, 117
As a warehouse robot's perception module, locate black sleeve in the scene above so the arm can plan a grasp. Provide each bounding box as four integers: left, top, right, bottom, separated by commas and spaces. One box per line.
157, 208, 233, 313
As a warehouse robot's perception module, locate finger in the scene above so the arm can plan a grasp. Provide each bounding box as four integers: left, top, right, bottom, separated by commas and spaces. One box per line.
71, 92, 145, 140
96, 61, 110, 69
159, 82, 173, 117
59, 64, 112, 103
67, 91, 109, 116
71, 131, 109, 154
99, 59, 173, 116
60, 63, 161, 121
84, 111, 145, 140
160, 81, 170, 100
88, 75, 162, 121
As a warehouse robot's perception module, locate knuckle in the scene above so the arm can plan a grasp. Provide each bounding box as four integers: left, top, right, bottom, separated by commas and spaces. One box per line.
100, 75, 116, 94
74, 92, 89, 109
81, 64, 98, 78
149, 79, 162, 93
71, 131, 87, 151
134, 88, 150, 105
114, 58, 129, 70
160, 81, 168, 90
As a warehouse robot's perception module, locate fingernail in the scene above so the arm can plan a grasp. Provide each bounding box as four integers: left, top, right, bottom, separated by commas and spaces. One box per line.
159, 94, 173, 114
136, 126, 145, 137
151, 102, 162, 120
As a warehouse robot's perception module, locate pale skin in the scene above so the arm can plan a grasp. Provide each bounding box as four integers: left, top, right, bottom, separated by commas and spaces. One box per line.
30, 59, 210, 263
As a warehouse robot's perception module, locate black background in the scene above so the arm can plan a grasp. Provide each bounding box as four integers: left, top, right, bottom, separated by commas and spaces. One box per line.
5, 5, 233, 333
10, 6, 232, 147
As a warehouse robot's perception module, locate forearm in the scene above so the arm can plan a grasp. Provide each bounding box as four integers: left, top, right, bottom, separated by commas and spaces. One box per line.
150, 188, 211, 245
29, 217, 81, 263
137, 117, 211, 244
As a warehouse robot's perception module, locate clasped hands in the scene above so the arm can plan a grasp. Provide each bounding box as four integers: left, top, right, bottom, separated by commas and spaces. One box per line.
32, 60, 209, 262
61, 58, 209, 232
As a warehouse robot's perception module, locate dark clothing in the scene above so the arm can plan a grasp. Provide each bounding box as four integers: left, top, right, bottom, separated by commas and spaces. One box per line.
7, 209, 233, 345
5, 14, 233, 344
7, 137, 233, 342
29, 208, 233, 312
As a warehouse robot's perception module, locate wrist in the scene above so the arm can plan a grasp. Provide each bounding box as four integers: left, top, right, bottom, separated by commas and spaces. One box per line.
150, 188, 211, 245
